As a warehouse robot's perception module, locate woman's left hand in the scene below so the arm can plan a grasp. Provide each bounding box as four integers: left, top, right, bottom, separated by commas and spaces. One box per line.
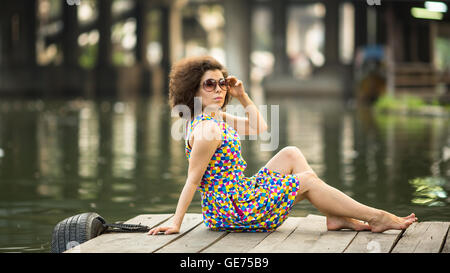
226, 76, 246, 98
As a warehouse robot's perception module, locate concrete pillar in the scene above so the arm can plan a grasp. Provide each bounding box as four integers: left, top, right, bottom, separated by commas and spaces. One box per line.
376, 5, 386, 45
430, 22, 437, 68
354, 0, 367, 50
160, 7, 170, 67
324, 0, 339, 65
224, 0, 251, 88
62, 0, 79, 66
386, 2, 396, 95
169, 0, 185, 65
272, 0, 288, 76
5, 0, 37, 67
24, 0, 37, 66
367, 6, 377, 46
96, 0, 115, 96
0, 8, 6, 67
410, 22, 419, 62
159, 6, 170, 93
1, 5, 13, 67
417, 23, 431, 63
134, 0, 147, 64
134, 0, 152, 96
97, 0, 112, 67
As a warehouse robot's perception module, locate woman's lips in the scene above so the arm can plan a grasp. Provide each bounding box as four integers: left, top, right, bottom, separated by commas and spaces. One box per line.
214, 97, 223, 101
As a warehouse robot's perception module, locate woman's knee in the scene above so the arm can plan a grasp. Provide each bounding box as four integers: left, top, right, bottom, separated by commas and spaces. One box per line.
294, 170, 320, 194
281, 146, 304, 161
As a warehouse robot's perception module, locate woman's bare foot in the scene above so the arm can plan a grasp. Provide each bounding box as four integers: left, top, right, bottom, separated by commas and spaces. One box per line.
368, 210, 417, 233
326, 215, 371, 231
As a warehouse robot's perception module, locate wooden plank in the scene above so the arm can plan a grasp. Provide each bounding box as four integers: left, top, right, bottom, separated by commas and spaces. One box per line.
442, 227, 450, 253
308, 230, 357, 253
272, 214, 357, 253
248, 217, 303, 253
125, 214, 174, 226
344, 229, 402, 253
201, 230, 271, 253
391, 222, 450, 253
156, 222, 227, 253
65, 213, 203, 253
306, 214, 326, 220
63, 213, 450, 253
271, 215, 327, 252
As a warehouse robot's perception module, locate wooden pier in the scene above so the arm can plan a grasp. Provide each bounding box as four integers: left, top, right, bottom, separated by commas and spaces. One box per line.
65, 213, 450, 253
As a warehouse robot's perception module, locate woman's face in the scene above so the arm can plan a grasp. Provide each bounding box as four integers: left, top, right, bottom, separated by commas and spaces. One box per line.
195, 69, 228, 111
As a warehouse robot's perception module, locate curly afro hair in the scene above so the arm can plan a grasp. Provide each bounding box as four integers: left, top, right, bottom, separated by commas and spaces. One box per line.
168, 55, 231, 119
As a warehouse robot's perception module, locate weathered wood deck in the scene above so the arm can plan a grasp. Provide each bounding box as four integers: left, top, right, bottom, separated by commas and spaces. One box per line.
65, 213, 450, 253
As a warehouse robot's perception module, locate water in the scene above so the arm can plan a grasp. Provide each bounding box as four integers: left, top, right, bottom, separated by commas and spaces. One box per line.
0, 95, 449, 253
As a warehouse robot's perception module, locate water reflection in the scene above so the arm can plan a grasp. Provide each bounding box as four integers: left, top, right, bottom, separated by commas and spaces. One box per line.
0, 96, 448, 252
37, 109, 63, 179
78, 102, 99, 179
112, 101, 137, 179
409, 177, 449, 207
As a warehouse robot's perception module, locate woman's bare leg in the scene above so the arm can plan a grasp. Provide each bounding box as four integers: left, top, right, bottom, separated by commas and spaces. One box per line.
263, 146, 314, 175
264, 147, 371, 230
295, 172, 417, 232
264, 146, 417, 232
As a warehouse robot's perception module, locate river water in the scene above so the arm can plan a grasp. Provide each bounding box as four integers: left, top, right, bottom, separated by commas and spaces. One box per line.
0, 95, 448, 252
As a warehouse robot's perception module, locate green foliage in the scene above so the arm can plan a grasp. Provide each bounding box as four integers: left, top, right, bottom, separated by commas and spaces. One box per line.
374, 94, 446, 113
402, 94, 426, 109
374, 94, 401, 111
79, 44, 98, 69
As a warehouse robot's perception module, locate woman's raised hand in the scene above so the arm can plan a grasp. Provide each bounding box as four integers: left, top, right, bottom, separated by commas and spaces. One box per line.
226, 76, 246, 98
147, 225, 180, 235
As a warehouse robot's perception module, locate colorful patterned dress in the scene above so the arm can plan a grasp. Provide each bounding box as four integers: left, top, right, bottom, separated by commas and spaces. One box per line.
185, 113, 301, 232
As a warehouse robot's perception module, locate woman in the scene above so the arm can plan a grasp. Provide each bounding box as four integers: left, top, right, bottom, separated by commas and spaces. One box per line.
148, 56, 417, 235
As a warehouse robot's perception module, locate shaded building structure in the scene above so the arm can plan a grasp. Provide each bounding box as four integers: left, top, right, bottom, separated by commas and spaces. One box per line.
263, 0, 450, 102
0, 0, 449, 101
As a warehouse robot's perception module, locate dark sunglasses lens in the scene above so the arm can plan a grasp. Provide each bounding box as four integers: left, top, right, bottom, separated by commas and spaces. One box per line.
219, 79, 228, 90
204, 79, 216, 91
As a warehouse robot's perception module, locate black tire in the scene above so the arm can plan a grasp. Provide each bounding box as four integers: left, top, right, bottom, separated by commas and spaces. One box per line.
51, 212, 107, 253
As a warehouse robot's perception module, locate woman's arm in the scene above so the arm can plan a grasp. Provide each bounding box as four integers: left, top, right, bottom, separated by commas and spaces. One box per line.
220, 76, 268, 136
148, 120, 222, 235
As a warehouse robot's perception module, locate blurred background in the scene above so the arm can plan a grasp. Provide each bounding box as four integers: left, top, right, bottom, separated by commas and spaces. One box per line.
0, 0, 449, 252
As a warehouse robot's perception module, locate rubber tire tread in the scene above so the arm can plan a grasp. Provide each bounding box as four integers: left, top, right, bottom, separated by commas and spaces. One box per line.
50, 212, 105, 253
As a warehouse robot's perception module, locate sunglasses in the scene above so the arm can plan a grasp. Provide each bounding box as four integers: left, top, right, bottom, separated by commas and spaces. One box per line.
202, 78, 229, 92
